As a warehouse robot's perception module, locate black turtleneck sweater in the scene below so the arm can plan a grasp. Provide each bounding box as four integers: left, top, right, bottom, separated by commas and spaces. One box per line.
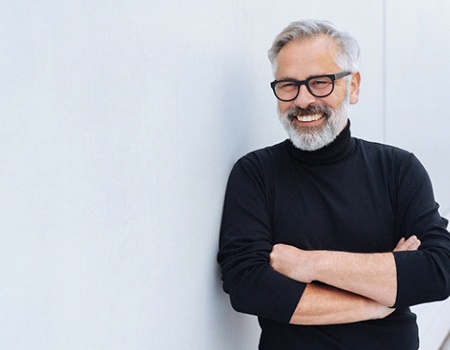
218, 123, 450, 349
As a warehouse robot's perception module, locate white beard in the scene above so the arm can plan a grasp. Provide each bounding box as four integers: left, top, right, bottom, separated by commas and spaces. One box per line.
278, 94, 350, 151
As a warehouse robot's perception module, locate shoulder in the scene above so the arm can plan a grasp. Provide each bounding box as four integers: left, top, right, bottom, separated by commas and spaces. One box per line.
355, 138, 428, 178
355, 138, 419, 166
233, 140, 290, 171
355, 138, 411, 159
226, 140, 290, 190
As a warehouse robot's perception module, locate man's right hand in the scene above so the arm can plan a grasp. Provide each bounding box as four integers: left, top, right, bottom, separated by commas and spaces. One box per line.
393, 236, 421, 252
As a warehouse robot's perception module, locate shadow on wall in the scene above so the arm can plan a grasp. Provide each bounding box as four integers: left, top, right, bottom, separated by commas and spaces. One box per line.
210, 264, 259, 349
209, 61, 262, 349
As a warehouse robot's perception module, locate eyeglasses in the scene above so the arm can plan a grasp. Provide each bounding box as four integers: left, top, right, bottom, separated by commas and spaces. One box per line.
270, 71, 351, 102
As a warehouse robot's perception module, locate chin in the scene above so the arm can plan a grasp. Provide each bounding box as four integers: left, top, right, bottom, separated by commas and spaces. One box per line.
279, 99, 350, 151
283, 115, 348, 151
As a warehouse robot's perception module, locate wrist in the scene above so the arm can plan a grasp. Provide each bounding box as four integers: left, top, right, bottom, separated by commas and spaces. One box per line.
308, 250, 325, 282
373, 302, 395, 320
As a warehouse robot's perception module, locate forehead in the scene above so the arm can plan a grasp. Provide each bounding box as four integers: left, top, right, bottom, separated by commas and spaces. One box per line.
276, 36, 341, 79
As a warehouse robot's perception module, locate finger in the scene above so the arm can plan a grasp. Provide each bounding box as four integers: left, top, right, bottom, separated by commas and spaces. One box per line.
394, 236, 421, 252
393, 237, 406, 252
404, 236, 420, 250
409, 238, 421, 250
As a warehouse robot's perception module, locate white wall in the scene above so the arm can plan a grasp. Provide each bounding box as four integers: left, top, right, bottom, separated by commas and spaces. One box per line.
0, 1, 448, 349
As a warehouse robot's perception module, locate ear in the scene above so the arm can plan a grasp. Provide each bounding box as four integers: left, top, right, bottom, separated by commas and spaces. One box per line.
349, 71, 361, 105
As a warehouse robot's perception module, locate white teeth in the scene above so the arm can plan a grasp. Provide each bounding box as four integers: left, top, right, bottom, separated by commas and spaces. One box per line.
296, 114, 323, 122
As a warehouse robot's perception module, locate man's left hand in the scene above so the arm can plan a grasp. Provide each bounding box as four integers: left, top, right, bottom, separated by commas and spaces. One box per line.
270, 244, 315, 283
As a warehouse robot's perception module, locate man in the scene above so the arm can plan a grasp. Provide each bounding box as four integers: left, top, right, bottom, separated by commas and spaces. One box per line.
217, 20, 450, 349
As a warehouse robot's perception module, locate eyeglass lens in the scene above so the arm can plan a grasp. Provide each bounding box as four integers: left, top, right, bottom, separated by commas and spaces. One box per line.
274, 76, 334, 101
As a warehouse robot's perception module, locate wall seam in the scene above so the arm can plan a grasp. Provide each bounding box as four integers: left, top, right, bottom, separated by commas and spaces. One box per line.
382, 0, 387, 144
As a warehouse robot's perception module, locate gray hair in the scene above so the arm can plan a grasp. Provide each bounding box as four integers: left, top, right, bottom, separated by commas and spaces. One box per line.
268, 19, 360, 76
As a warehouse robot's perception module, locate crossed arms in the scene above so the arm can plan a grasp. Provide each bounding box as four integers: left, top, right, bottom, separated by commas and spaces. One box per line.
269, 236, 421, 325
219, 151, 450, 326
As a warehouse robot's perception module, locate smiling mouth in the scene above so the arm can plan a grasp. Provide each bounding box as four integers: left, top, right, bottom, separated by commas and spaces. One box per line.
293, 113, 325, 122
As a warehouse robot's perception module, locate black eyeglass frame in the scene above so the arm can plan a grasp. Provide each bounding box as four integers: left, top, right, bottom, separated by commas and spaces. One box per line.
270, 71, 352, 102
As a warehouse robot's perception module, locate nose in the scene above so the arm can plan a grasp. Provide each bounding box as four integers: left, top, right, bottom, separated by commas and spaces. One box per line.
293, 84, 317, 109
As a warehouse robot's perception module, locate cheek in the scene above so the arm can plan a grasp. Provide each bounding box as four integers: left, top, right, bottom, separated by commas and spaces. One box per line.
320, 96, 341, 112
278, 101, 292, 114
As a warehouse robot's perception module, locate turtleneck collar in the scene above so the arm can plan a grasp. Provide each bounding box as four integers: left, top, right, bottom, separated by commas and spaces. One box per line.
285, 120, 356, 165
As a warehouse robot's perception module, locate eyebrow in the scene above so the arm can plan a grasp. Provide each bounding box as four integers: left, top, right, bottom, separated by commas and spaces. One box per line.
276, 73, 331, 81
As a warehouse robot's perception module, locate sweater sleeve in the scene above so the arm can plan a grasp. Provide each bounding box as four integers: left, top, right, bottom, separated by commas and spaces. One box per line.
393, 153, 450, 307
217, 152, 305, 323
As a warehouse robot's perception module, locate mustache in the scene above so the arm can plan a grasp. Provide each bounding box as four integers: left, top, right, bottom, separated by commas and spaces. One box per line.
286, 105, 333, 118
